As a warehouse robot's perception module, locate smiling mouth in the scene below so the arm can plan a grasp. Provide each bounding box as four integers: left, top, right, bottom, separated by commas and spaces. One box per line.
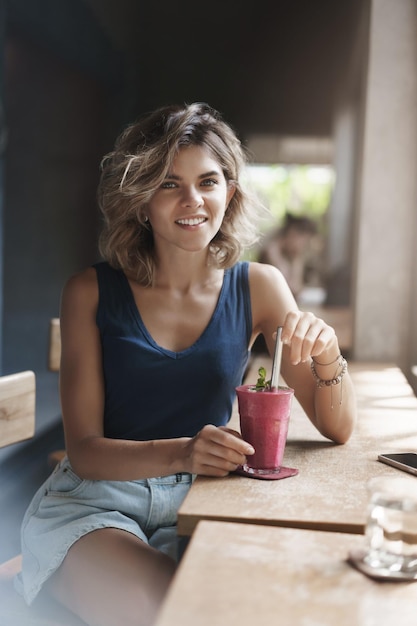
175, 217, 207, 226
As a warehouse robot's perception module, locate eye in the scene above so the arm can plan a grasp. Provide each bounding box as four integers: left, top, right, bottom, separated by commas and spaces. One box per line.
201, 178, 218, 187
160, 181, 177, 189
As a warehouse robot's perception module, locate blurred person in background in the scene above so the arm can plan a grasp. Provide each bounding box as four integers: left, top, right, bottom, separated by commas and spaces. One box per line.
258, 213, 318, 300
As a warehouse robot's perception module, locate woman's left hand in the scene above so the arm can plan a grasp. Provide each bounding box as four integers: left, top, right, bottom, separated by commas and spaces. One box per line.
279, 310, 339, 365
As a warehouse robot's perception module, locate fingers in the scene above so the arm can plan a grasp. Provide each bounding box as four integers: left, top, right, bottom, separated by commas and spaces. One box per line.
190, 425, 254, 477
208, 425, 255, 456
280, 311, 337, 365
217, 426, 244, 439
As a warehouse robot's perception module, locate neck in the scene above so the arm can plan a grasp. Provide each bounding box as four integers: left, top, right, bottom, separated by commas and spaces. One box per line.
153, 250, 219, 292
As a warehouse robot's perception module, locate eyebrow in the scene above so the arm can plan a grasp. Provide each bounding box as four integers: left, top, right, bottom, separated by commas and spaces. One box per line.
165, 170, 221, 180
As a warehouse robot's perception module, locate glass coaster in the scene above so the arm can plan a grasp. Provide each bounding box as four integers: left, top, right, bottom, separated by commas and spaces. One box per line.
348, 549, 417, 582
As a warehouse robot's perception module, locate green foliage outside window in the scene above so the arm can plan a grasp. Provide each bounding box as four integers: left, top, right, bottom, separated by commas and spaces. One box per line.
242, 164, 334, 262
246, 164, 334, 232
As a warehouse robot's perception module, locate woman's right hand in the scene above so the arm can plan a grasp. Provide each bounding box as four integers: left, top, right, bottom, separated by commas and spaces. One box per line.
182, 424, 255, 476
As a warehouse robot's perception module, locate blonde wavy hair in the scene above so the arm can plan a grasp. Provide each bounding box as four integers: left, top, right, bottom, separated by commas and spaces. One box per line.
98, 102, 263, 285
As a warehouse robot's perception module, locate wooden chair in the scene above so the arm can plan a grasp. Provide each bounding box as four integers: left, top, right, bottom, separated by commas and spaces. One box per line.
48, 317, 61, 373
0, 369, 36, 584
47, 318, 66, 468
0, 370, 35, 450
0, 371, 34, 606
0, 369, 85, 624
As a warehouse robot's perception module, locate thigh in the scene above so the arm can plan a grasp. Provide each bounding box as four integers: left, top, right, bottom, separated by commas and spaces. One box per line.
45, 527, 176, 626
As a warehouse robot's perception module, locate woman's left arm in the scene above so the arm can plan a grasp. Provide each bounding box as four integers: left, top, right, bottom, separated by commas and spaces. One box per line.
249, 262, 356, 443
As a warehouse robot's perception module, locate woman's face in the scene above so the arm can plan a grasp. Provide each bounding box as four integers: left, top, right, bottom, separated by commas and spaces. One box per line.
146, 144, 235, 256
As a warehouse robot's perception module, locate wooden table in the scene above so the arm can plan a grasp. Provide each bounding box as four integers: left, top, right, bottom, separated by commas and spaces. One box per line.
177, 360, 417, 536
156, 520, 417, 626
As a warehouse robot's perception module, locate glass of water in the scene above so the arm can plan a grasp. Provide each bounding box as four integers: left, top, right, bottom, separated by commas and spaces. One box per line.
364, 475, 417, 575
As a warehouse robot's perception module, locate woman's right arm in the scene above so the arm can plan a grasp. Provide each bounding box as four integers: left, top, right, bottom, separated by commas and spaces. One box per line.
59, 269, 253, 481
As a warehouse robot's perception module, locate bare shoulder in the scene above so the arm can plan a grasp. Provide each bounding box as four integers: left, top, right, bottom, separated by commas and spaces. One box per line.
248, 262, 297, 328
248, 261, 285, 285
248, 262, 293, 299
60, 266, 99, 319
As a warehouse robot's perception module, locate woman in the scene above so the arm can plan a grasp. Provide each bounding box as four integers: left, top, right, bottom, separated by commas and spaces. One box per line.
17, 103, 356, 626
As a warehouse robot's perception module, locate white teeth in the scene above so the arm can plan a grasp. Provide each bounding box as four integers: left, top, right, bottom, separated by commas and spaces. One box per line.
176, 217, 206, 226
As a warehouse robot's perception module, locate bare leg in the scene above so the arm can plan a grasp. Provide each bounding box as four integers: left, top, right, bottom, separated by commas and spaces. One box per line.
44, 528, 176, 626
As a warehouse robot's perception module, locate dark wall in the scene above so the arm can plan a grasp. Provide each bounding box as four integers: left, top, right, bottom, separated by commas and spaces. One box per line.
118, 0, 363, 139
4, 35, 105, 362
0, 0, 5, 369
1, 35, 105, 457
0, 1, 122, 461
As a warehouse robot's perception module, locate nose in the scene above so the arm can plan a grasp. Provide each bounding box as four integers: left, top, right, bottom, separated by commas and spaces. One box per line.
181, 185, 203, 208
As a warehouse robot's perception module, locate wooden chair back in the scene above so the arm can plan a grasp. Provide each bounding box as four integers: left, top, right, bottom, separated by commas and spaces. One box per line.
0, 371, 35, 582
48, 317, 61, 372
0, 371, 36, 449
46, 318, 66, 468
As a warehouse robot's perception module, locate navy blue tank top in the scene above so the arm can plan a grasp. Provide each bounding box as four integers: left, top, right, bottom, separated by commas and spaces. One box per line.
94, 261, 252, 440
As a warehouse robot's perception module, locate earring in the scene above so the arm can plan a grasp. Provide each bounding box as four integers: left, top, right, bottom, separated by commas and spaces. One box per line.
144, 216, 149, 222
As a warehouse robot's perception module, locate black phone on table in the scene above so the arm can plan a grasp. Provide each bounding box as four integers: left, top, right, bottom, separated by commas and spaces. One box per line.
378, 452, 417, 477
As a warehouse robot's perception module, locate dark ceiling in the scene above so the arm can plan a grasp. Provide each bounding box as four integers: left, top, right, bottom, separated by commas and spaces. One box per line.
6, 0, 364, 139
86, 0, 364, 138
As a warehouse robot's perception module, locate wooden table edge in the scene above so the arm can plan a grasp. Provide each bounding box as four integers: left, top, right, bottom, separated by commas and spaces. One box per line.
177, 513, 364, 538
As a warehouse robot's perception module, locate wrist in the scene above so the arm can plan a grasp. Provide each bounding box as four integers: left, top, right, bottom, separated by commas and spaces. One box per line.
310, 353, 348, 410
311, 352, 342, 375
312, 336, 341, 368
311, 356, 347, 386
312, 336, 340, 364
168, 437, 193, 474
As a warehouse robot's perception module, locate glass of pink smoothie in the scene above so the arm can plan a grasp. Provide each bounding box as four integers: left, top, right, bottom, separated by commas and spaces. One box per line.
235, 385, 294, 475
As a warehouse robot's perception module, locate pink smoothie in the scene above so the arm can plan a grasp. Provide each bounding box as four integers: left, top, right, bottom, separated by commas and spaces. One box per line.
235, 385, 294, 474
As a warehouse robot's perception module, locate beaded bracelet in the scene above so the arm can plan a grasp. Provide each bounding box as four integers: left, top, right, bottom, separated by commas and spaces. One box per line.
310, 356, 348, 387
310, 355, 348, 409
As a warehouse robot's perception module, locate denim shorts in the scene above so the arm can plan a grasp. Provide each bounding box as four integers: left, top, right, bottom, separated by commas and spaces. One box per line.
15, 456, 193, 605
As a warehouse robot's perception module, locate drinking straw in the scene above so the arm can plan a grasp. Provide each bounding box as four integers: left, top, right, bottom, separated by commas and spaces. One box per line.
270, 326, 283, 391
